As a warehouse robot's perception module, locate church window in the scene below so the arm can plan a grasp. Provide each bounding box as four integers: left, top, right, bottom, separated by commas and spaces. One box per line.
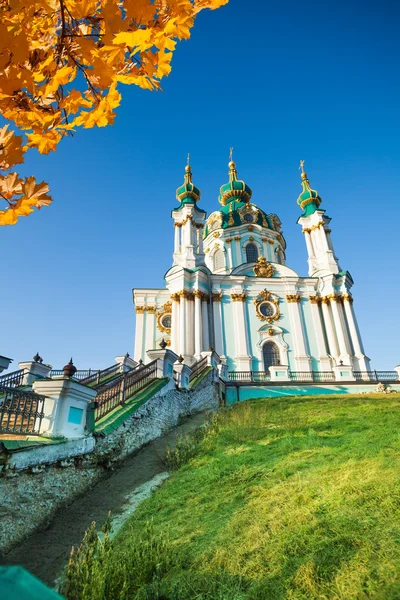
243, 213, 253, 223
210, 220, 219, 231
259, 301, 276, 318
214, 248, 225, 271
246, 243, 258, 263
263, 342, 280, 370
161, 314, 172, 329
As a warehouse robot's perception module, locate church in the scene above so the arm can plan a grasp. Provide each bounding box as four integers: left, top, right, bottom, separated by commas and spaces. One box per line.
133, 155, 370, 376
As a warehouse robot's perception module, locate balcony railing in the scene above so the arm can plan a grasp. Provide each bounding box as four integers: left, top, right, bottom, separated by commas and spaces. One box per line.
94, 360, 158, 421
0, 386, 45, 435
228, 370, 399, 384
0, 369, 25, 388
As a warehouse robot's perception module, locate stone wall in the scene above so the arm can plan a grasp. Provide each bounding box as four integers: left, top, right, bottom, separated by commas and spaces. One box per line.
0, 372, 220, 555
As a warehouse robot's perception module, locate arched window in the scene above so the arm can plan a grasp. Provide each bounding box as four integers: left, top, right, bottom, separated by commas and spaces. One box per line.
276, 249, 284, 265
214, 248, 225, 271
263, 342, 280, 370
246, 243, 258, 263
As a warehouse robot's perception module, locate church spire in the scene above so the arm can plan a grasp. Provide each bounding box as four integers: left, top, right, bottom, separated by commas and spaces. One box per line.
176, 154, 201, 204
297, 160, 322, 216
218, 149, 252, 206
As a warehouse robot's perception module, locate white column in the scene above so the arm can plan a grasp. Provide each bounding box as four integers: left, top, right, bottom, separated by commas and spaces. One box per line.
342, 295, 370, 370
174, 224, 180, 253
171, 295, 180, 354
212, 293, 224, 356
261, 238, 268, 259
329, 295, 352, 364
233, 237, 241, 266
286, 297, 311, 371
145, 309, 156, 351
321, 298, 339, 360
134, 309, 145, 362
179, 294, 187, 357
232, 294, 251, 371
194, 292, 203, 359
226, 240, 233, 269
186, 295, 195, 358
303, 230, 315, 258
308, 298, 331, 370
202, 298, 210, 351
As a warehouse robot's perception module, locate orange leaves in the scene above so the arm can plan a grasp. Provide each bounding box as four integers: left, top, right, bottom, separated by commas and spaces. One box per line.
0, 0, 229, 225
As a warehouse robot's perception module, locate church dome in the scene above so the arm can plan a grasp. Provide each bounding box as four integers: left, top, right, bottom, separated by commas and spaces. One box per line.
218, 160, 252, 206
176, 163, 201, 204
297, 165, 322, 216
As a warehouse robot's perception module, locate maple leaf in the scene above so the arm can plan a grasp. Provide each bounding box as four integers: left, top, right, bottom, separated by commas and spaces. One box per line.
26, 130, 62, 154
0, 173, 23, 200
0, 125, 24, 169
21, 177, 52, 208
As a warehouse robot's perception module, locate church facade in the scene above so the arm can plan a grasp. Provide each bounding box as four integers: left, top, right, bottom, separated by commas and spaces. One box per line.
133, 158, 370, 375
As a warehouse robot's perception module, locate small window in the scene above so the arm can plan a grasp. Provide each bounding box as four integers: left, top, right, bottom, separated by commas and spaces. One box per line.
214, 248, 225, 271
243, 213, 253, 223
161, 314, 172, 329
246, 243, 258, 263
259, 302, 275, 318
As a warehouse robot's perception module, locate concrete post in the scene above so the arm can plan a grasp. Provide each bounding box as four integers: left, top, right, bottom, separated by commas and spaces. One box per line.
173, 361, 191, 390
268, 365, 290, 382
0, 356, 12, 373
147, 348, 178, 389
114, 354, 137, 373
32, 377, 97, 439
19, 360, 52, 386
394, 366, 400, 381
333, 365, 356, 382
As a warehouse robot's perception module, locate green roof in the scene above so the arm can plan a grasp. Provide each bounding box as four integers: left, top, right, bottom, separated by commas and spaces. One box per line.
297, 171, 322, 216
218, 161, 252, 206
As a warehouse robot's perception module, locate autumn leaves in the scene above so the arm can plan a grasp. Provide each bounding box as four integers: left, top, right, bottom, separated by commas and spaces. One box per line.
0, 0, 228, 225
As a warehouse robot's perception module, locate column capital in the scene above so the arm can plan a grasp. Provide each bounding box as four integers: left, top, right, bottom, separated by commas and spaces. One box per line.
342, 292, 354, 303
233, 236, 241, 241
135, 305, 145, 313
231, 293, 247, 302
225, 237, 232, 243
308, 295, 321, 304
170, 292, 180, 302
212, 292, 223, 302
286, 294, 301, 303
146, 305, 156, 314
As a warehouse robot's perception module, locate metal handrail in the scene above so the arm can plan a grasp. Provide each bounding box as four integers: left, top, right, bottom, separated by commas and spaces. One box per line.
228, 370, 398, 383
189, 356, 208, 382
94, 360, 158, 422
0, 386, 45, 435
0, 369, 25, 388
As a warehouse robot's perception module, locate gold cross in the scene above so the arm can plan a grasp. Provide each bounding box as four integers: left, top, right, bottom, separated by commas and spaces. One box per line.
299, 159, 305, 173
187, 152, 190, 166
229, 147, 234, 162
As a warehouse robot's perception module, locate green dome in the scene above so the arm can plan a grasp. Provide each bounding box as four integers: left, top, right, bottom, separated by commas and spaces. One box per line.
204, 202, 282, 239
218, 161, 252, 206
297, 170, 322, 216
176, 165, 200, 205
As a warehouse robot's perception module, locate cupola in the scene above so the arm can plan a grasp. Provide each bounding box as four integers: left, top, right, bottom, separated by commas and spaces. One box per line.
218, 154, 252, 206
297, 160, 322, 216
176, 157, 201, 205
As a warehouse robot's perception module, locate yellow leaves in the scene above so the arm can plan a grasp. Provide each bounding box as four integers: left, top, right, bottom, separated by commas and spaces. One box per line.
0, 125, 24, 169
26, 129, 62, 154
0, 174, 52, 226
74, 83, 121, 128
0, 0, 229, 225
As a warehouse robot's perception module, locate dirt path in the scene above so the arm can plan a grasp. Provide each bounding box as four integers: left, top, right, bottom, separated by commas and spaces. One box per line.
1, 412, 206, 587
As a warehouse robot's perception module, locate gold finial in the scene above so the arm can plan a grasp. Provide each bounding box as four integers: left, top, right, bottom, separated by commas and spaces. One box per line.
185, 152, 191, 173
229, 147, 235, 169
299, 159, 307, 180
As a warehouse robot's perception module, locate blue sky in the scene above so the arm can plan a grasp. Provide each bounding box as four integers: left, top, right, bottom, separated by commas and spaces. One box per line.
2, 0, 400, 370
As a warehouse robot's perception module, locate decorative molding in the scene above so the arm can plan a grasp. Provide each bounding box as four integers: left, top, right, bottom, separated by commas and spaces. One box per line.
225, 237, 232, 243
166, 339, 171, 347
146, 306, 156, 314
234, 236, 241, 241
321, 295, 331, 305
247, 225, 255, 231
193, 290, 209, 301
135, 306, 145, 314
253, 257, 274, 278
212, 293, 223, 302
205, 248, 210, 253
213, 231, 220, 238
156, 301, 172, 334
170, 293, 180, 302
231, 293, 248, 302
261, 237, 268, 243
249, 236, 255, 242
308, 295, 321, 304
268, 240, 275, 245
342, 293, 353, 304
286, 294, 301, 303
268, 328, 275, 336
254, 289, 280, 323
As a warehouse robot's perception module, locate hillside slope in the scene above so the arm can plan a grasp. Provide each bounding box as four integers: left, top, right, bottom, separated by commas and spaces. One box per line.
63, 393, 400, 600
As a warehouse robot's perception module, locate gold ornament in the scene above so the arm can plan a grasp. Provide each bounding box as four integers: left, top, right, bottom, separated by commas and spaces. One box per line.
254, 289, 280, 323
286, 295, 301, 303
253, 257, 274, 278
231, 293, 247, 302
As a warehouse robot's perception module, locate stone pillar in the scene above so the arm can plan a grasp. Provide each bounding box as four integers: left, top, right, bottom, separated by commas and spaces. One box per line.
321, 298, 339, 360
308, 297, 332, 370
147, 348, 178, 389
174, 223, 180, 253
171, 293, 180, 354
233, 236, 241, 267
268, 365, 290, 381
303, 229, 315, 258
225, 238, 233, 269
342, 294, 371, 371
19, 360, 52, 386
194, 291, 203, 359
186, 294, 195, 359
32, 376, 97, 439
329, 294, 352, 365
212, 293, 224, 357
333, 364, 356, 382
286, 295, 311, 371
0, 355, 12, 373
145, 307, 156, 351
115, 354, 137, 373
261, 237, 268, 259
202, 297, 210, 351
231, 293, 251, 371
173, 360, 191, 390
179, 293, 187, 357
134, 307, 145, 362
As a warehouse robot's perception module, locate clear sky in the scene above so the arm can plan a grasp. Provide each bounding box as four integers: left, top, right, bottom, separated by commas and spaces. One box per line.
2, 0, 400, 371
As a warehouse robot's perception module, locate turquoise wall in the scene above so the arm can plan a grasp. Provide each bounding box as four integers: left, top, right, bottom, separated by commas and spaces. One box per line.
226, 384, 400, 404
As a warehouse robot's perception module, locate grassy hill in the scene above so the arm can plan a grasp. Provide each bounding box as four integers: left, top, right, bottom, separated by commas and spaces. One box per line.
63, 393, 400, 600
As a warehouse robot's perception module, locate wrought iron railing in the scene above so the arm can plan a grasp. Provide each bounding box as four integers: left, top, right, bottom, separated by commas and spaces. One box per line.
94, 360, 158, 421
354, 371, 399, 382
189, 356, 208, 382
228, 371, 271, 382
80, 363, 122, 386
0, 386, 45, 435
49, 369, 95, 380
289, 371, 336, 383
0, 369, 25, 388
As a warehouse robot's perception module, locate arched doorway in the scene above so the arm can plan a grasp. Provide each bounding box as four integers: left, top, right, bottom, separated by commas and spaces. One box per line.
263, 342, 280, 371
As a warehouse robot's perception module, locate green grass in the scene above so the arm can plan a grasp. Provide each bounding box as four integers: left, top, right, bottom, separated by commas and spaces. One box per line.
61, 393, 400, 599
